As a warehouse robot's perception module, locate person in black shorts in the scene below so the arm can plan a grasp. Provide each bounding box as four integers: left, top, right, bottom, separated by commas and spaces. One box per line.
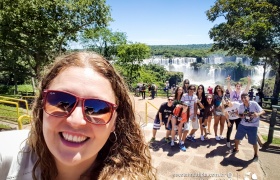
150, 96, 175, 143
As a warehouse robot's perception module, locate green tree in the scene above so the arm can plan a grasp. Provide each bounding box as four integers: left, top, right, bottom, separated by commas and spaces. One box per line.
1, 0, 111, 80
116, 43, 150, 85
206, 0, 280, 104
82, 28, 127, 60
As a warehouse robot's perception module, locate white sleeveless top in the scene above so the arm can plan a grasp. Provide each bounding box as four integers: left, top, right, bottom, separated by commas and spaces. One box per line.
0, 130, 40, 180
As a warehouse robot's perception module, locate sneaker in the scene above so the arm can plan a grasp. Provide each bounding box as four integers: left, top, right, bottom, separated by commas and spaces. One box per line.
226, 142, 230, 148
171, 141, 175, 147
200, 135, 205, 141
165, 138, 171, 143
187, 136, 192, 141
190, 136, 196, 142
215, 136, 220, 141
252, 155, 259, 162
219, 136, 224, 140
179, 144, 187, 152
232, 148, 239, 153
149, 137, 155, 142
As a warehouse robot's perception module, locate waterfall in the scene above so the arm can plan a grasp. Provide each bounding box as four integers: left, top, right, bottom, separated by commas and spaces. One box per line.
143, 56, 272, 87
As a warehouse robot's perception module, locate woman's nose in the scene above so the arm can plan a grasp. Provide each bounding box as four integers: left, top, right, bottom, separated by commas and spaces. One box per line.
66, 101, 87, 126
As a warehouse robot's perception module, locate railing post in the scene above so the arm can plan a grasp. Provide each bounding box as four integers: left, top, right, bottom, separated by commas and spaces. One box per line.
267, 105, 279, 144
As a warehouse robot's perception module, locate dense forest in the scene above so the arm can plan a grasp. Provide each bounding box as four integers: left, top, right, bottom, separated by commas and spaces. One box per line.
149, 44, 226, 58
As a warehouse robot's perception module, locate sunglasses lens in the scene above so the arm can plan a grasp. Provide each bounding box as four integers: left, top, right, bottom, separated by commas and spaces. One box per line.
45, 91, 76, 117
84, 99, 112, 124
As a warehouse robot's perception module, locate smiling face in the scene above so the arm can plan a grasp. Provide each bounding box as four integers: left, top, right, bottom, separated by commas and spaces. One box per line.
197, 85, 204, 94
42, 66, 117, 170
235, 82, 242, 91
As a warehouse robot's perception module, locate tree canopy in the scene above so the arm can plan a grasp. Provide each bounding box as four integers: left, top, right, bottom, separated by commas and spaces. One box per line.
206, 0, 280, 103
116, 43, 150, 85
1, 0, 112, 82
81, 28, 127, 60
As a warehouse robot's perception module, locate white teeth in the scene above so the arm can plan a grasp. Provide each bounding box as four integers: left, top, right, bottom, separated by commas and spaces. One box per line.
62, 132, 87, 143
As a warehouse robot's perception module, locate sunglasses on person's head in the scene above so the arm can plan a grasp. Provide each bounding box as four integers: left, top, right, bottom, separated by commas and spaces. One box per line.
43, 90, 118, 125
189, 88, 195, 90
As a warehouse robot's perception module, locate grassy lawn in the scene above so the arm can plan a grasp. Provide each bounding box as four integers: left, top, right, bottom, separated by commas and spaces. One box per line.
0, 123, 13, 130
262, 135, 280, 145
0, 104, 30, 124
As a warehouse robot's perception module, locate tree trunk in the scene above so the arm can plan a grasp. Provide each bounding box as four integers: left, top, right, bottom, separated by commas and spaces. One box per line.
271, 57, 280, 105
261, 61, 266, 92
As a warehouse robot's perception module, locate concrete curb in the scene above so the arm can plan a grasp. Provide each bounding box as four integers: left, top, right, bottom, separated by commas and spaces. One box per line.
257, 132, 280, 149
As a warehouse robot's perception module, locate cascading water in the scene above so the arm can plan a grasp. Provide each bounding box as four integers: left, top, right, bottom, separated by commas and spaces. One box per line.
143, 56, 270, 87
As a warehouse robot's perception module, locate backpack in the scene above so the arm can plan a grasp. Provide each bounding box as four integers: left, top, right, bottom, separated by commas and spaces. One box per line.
141, 85, 146, 91
151, 84, 156, 91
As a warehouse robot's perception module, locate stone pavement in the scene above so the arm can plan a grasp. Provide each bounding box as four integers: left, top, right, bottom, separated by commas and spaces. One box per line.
132, 95, 280, 180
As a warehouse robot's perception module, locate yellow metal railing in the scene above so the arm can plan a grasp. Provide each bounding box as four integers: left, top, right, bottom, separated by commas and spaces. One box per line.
145, 101, 159, 125
0, 96, 33, 129
18, 115, 31, 130
0, 100, 19, 118
0, 95, 29, 114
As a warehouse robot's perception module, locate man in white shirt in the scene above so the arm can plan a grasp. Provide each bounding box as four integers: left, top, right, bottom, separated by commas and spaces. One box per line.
232, 93, 265, 162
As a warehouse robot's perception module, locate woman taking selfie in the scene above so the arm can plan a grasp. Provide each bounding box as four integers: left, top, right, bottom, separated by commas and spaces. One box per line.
0, 52, 156, 180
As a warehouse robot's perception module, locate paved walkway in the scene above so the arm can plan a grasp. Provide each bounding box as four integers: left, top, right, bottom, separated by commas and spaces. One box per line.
132, 95, 280, 180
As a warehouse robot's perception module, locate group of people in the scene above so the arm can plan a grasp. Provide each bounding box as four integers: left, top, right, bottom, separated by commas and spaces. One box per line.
150, 76, 265, 162
138, 83, 157, 100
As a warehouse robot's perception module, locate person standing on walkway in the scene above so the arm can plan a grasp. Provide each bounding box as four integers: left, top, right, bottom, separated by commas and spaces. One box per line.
226, 75, 251, 103
182, 79, 190, 93
233, 93, 265, 162
181, 84, 199, 142
150, 96, 175, 143
150, 83, 157, 99
170, 101, 190, 151
173, 86, 184, 106
224, 98, 241, 148
140, 84, 146, 99
201, 94, 214, 140
196, 85, 207, 141
213, 85, 226, 141
207, 86, 213, 95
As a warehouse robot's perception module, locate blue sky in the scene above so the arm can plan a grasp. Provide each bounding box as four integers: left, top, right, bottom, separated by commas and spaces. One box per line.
106, 0, 224, 45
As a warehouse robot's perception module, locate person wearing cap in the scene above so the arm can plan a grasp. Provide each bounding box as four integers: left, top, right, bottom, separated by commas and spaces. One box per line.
170, 101, 190, 151
232, 93, 265, 162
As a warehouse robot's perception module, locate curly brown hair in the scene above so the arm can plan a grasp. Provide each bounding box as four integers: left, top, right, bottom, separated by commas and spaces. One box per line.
27, 52, 156, 180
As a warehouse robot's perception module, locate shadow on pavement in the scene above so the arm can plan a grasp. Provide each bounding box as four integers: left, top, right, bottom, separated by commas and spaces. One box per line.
205, 144, 230, 158
220, 152, 254, 171
148, 138, 181, 156
260, 143, 280, 154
